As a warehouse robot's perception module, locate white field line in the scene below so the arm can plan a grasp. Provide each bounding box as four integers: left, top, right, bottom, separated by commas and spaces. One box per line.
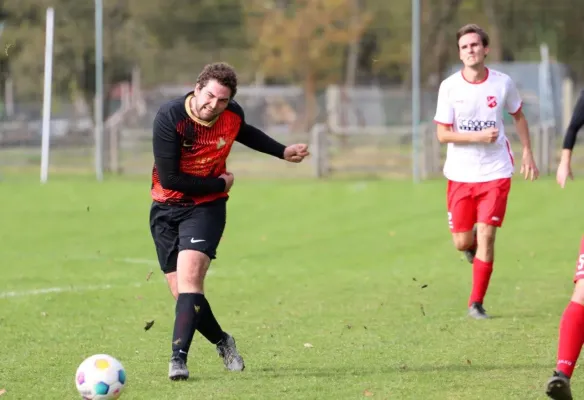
0, 256, 213, 300
0, 282, 144, 299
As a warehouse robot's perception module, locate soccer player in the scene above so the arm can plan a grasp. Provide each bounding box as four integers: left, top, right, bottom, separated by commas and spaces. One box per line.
433, 24, 539, 319
545, 89, 584, 400
149, 62, 310, 380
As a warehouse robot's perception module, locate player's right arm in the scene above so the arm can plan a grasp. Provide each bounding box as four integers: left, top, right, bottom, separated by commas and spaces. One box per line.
557, 90, 584, 187
153, 111, 227, 195
434, 81, 498, 144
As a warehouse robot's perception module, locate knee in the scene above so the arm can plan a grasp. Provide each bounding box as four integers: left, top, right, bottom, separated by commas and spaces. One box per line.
453, 233, 474, 251
177, 250, 210, 292
165, 272, 179, 300
572, 280, 584, 304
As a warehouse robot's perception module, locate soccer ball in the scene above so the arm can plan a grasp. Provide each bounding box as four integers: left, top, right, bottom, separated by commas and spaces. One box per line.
75, 354, 127, 399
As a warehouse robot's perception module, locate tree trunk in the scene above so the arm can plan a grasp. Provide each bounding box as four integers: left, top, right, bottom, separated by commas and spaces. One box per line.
482, 0, 502, 61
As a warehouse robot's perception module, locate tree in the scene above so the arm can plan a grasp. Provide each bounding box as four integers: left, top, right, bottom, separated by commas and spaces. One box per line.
0, 0, 149, 116
244, 0, 371, 130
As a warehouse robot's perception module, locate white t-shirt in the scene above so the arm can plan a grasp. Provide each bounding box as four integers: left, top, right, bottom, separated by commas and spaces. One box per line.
433, 68, 522, 183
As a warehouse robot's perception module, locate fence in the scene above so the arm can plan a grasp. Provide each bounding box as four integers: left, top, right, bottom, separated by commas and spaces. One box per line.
1, 78, 583, 180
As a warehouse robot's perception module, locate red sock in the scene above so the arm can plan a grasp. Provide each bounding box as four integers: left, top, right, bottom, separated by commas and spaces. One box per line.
557, 301, 584, 377
468, 258, 493, 306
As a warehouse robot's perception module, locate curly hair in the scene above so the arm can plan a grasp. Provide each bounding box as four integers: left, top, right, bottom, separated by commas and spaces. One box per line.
195, 62, 238, 98
456, 24, 490, 49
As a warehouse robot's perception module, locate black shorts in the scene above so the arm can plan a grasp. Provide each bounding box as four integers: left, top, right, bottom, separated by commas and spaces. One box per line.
149, 198, 227, 274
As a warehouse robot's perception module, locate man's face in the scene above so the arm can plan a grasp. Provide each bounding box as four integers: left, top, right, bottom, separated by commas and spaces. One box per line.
193, 79, 231, 121
458, 33, 489, 68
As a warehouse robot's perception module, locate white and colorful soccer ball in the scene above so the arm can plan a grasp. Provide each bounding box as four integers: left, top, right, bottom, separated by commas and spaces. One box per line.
75, 354, 127, 399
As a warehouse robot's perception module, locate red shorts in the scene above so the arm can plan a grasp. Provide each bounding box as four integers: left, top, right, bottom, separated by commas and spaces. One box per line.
573, 236, 584, 282
446, 178, 512, 233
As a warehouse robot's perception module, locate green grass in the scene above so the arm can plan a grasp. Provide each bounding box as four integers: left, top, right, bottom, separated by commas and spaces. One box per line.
0, 173, 581, 399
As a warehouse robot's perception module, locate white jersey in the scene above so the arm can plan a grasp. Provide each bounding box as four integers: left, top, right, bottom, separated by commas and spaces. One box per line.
433, 68, 522, 183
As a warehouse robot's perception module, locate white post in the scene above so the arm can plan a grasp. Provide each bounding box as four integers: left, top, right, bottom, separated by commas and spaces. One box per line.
40, 7, 54, 184
95, 0, 104, 181
411, 0, 421, 183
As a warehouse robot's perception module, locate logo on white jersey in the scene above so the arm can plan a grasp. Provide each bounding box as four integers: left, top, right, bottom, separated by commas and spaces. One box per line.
458, 119, 496, 132
486, 96, 497, 108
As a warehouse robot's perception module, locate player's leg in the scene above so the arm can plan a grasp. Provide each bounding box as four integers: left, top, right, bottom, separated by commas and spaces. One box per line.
171, 199, 244, 374
470, 178, 511, 319
447, 180, 477, 259
545, 238, 584, 400
149, 203, 190, 379
164, 272, 178, 300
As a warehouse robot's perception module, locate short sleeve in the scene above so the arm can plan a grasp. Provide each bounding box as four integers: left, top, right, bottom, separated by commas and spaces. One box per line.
505, 78, 522, 115
434, 81, 454, 126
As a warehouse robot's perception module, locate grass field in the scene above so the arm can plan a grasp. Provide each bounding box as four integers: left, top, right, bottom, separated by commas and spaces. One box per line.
0, 173, 582, 399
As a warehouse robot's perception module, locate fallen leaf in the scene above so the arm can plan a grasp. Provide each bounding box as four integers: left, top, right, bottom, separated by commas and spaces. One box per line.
364, 389, 374, 396
144, 320, 155, 331
400, 364, 408, 370
412, 277, 417, 281
420, 304, 426, 316
146, 271, 153, 281
421, 284, 428, 289
466, 359, 472, 365
303, 343, 313, 348
345, 324, 352, 329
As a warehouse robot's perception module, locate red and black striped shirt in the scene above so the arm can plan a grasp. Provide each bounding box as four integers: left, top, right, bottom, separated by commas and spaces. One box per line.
151, 92, 286, 205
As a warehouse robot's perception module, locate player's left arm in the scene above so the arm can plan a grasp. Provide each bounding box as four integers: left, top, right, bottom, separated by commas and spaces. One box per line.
232, 102, 309, 162
506, 79, 539, 180
556, 90, 584, 187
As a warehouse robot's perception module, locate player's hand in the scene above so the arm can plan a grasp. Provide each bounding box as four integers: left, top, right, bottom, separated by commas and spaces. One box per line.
556, 160, 573, 188
476, 128, 499, 143
520, 148, 539, 181
283, 143, 310, 163
219, 172, 235, 192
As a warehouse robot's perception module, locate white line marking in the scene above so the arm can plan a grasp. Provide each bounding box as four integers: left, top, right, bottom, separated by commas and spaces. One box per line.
0, 282, 144, 299
116, 258, 159, 266
68, 255, 159, 266
0, 257, 217, 299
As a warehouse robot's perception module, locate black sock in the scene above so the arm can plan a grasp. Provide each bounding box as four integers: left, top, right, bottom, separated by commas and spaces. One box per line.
196, 295, 225, 345
171, 293, 204, 362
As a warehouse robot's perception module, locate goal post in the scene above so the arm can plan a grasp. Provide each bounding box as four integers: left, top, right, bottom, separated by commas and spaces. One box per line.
308, 123, 438, 180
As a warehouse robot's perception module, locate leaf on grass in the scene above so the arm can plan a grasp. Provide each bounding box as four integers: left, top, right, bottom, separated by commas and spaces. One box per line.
303, 343, 313, 348
420, 304, 426, 316
146, 271, 153, 281
144, 320, 155, 331
345, 324, 352, 329
363, 389, 374, 397
466, 359, 472, 365
421, 284, 428, 289
400, 364, 408, 370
